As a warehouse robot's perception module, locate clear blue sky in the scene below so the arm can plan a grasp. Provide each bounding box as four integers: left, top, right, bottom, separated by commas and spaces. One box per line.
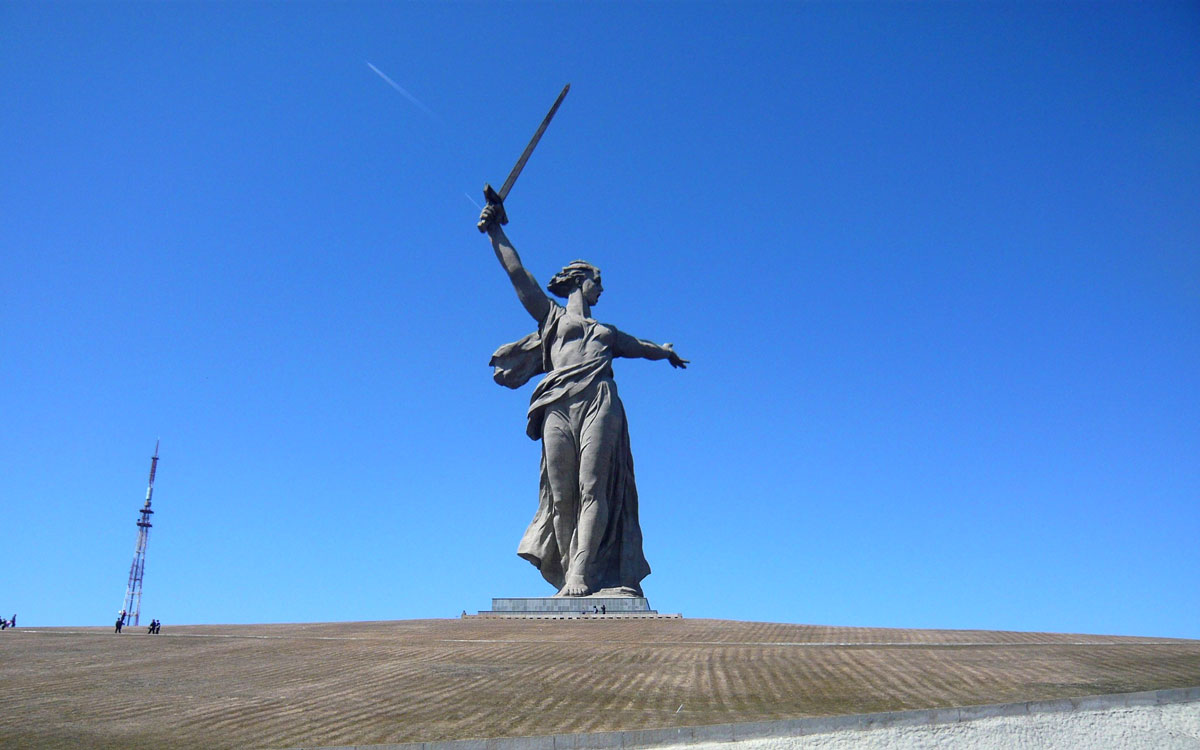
2, 2, 1197, 638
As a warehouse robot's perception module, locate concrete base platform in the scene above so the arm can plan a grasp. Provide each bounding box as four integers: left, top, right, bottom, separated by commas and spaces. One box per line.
468, 611, 681, 619
471, 596, 681, 619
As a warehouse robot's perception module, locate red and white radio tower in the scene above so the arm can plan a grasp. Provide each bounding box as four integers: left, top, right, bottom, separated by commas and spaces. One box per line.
120, 440, 160, 627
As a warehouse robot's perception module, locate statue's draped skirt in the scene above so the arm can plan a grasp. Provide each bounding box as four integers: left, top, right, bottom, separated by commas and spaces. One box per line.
518, 372, 650, 594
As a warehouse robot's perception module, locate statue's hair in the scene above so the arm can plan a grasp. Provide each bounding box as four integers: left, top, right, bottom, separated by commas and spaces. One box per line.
547, 260, 601, 299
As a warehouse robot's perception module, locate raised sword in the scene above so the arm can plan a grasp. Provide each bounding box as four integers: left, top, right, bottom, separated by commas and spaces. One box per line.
477, 83, 570, 232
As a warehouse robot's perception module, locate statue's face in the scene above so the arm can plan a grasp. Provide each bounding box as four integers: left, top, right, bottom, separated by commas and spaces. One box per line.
582, 275, 603, 305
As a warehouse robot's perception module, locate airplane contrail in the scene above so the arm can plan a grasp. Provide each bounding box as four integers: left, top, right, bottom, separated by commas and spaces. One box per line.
366, 61, 440, 121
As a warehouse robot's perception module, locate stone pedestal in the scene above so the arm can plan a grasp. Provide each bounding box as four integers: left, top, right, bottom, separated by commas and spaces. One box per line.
472, 596, 680, 618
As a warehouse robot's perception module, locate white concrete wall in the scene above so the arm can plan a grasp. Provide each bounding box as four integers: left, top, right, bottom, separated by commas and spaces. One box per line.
678, 702, 1200, 750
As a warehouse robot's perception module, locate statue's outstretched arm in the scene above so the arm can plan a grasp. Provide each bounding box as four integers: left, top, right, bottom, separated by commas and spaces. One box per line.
479, 206, 551, 323
614, 330, 689, 369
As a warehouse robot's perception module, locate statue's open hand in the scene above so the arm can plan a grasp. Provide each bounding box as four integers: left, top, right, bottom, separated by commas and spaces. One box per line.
663, 343, 689, 369
477, 204, 502, 233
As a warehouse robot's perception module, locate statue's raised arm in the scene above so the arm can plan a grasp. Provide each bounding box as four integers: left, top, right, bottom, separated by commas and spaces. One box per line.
480, 205, 550, 324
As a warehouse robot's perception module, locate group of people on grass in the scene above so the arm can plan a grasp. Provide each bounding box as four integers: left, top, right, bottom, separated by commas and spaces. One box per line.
114, 610, 162, 634
0, 614, 15, 629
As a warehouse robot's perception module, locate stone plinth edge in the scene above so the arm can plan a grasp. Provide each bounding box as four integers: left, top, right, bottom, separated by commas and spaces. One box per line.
466, 596, 679, 619
492, 597, 654, 613
466, 612, 682, 620
281, 685, 1200, 750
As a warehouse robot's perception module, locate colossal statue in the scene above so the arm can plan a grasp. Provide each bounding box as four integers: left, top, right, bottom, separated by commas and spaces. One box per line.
480, 204, 687, 597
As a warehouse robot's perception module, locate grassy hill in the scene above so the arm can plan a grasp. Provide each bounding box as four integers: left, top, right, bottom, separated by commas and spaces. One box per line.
2, 618, 1197, 750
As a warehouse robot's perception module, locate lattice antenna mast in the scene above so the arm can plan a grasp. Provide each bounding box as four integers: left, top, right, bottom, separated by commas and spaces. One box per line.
121, 440, 159, 627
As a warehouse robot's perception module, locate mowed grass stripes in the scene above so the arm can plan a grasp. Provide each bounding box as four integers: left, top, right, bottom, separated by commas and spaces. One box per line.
1, 618, 1197, 750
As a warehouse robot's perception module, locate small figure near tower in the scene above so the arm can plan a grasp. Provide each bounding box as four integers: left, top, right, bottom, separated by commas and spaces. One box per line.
120, 441, 160, 627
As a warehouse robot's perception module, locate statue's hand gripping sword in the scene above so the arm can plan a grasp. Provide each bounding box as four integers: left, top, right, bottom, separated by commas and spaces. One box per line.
477, 83, 570, 232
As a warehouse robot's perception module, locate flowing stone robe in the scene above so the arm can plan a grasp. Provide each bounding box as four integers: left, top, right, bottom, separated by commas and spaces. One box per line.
491, 303, 651, 595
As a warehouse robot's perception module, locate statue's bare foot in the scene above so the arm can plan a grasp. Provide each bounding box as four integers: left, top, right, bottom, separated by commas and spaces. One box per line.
554, 576, 590, 597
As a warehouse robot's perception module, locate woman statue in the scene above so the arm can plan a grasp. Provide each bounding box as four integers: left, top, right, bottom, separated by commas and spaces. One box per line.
480, 204, 688, 597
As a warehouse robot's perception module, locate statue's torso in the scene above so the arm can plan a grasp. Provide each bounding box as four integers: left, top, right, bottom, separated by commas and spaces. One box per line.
547, 312, 615, 371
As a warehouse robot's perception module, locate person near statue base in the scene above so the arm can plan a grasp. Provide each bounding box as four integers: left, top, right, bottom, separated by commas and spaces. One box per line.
480, 204, 687, 598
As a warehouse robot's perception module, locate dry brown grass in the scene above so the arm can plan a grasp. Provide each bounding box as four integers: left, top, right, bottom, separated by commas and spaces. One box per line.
2, 618, 1197, 750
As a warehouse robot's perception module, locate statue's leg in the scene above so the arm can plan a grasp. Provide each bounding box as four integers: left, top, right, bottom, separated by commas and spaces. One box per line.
541, 407, 580, 594
571, 399, 622, 593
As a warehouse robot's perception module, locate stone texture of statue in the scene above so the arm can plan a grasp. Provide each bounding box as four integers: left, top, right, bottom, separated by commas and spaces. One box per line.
481, 205, 687, 597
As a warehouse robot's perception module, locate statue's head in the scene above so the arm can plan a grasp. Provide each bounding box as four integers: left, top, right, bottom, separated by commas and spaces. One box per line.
547, 260, 603, 303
